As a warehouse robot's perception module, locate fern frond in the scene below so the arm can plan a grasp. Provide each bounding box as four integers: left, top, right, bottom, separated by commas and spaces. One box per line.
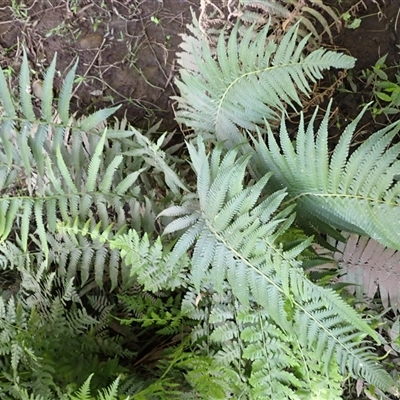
78, 107, 121, 132
0, 59, 16, 118
253, 102, 400, 250
98, 376, 120, 400
0, 52, 157, 290
69, 374, 93, 400
331, 233, 400, 313
123, 128, 188, 194
240, 0, 340, 42
86, 130, 107, 193
109, 230, 189, 292
175, 16, 354, 146
240, 0, 291, 17
164, 136, 397, 395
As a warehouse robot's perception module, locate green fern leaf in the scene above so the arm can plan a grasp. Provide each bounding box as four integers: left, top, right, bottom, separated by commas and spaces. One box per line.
98, 155, 123, 194
78, 107, 120, 131
86, 130, 107, 193
114, 168, 146, 195
56, 146, 78, 193
175, 18, 355, 146
69, 373, 93, 400
253, 101, 400, 250
98, 376, 120, 400
165, 136, 396, 394
20, 199, 34, 252
18, 123, 34, 185
34, 201, 49, 260
0, 61, 16, 118
0, 198, 21, 242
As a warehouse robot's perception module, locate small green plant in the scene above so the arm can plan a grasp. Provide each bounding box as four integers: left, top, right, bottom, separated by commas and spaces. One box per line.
45, 21, 70, 38
360, 54, 400, 119
342, 11, 362, 29
339, 53, 400, 121
9, 0, 28, 20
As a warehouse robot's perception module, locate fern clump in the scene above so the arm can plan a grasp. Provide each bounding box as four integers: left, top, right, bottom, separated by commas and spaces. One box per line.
0, 2, 399, 399
160, 137, 397, 398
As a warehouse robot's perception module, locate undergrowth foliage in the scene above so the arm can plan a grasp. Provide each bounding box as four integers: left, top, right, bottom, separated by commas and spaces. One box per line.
0, 4, 399, 400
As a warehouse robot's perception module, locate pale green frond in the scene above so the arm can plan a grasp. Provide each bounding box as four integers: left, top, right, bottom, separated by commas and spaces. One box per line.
209, 142, 224, 178
0, 199, 10, 239
253, 101, 400, 250
302, 6, 334, 41
20, 199, 34, 252
114, 168, 146, 195
175, 18, 355, 146
0, 63, 16, 117
125, 128, 188, 194
197, 151, 211, 209
191, 229, 217, 289
34, 201, 48, 260
206, 154, 249, 219
98, 376, 120, 400
328, 106, 368, 192
56, 147, 78, 193
86, 130, 107, 193
0, 198, 21, 242
108, 249, 120, 291
94, 246, 107, 288
186, 136, 208, 176
0, 120, 16, 166
166, 136, 396, 394
158, 202, 197, 218
30, 124, 48, 177
169, 220, 205, 264
240, 0, 291, 17
18, 123, 34, 182
213, 190, 250, 232
69, 374, 93, 400
162, 213, 200, 236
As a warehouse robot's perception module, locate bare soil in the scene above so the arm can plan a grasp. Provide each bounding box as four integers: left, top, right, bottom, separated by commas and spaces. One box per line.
0, 0, 398, 136
0, 0, 198, 131
324, 0, 400, 131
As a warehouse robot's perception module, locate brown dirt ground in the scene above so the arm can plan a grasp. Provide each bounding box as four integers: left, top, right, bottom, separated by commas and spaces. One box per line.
0, 0, 399, 137
0, 0, 198, 132
322, 0, 400, 133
